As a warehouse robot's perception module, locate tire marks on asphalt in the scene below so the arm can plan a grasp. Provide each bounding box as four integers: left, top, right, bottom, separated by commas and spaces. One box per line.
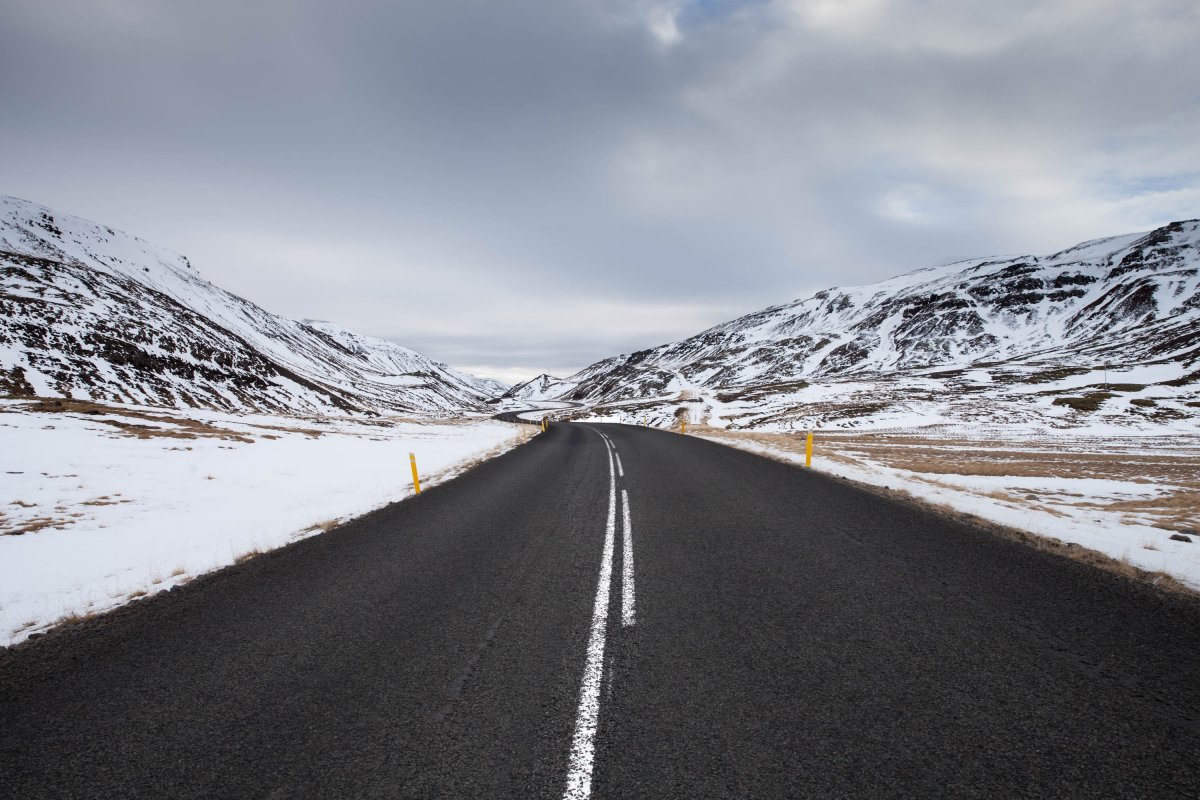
432, 614, 505, 723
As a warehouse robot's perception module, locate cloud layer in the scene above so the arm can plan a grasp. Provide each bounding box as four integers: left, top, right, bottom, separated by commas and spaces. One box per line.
2, 0, 1197, 382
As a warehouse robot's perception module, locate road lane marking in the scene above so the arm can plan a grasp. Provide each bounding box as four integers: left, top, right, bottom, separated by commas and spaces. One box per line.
615, 451, 624, 477
620, 489, 635, 627
563, 432, 617, 800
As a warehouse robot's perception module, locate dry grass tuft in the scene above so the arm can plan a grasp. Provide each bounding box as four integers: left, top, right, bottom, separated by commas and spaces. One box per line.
81, 495, 132, 507
235, 548, 264, 564
1, 514, 74, 536
53, 609, 100, 627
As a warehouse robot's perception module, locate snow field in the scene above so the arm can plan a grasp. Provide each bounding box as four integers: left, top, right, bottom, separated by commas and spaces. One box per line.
0, 401, 528, 646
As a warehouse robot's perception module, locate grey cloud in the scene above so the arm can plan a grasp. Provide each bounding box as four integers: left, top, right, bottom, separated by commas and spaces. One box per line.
2, 0, 1197, 383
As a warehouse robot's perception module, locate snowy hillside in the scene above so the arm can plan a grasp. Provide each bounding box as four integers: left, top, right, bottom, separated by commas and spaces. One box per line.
496, 373, 576, 403
0, 196, 500, 415
560, 220, 1200, 431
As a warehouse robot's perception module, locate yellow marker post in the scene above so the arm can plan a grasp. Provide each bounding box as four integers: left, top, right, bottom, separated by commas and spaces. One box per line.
681, 419, 686, 435
805, 430, 813, 468
409, 452, 422, 494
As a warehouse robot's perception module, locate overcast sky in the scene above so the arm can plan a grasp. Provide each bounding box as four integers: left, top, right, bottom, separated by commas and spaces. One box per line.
2, 1, 1197, 383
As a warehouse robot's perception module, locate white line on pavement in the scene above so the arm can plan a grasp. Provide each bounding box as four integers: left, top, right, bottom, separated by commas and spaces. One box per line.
563, 431, 618, 800
615, 451, 624, 477
620, 489, 635, 627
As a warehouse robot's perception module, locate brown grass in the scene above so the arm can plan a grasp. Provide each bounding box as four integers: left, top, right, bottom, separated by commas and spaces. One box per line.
1052, 392, 1117, 412
1099, 490, 1200, 531
234, 548, 264, 564
81, 495, 132, 507
52, 609, 101, 628
704, 427, 1199, 488
16, 398, 255, 443
1, 514, 75, 536
240, 422, 325, 439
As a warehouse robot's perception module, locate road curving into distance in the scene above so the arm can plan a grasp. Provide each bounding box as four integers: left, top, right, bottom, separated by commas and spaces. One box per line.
491, 401, 584, 425
2, 421, 1198, 798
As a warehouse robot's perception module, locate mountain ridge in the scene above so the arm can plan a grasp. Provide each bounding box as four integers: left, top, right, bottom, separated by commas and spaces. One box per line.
0, 195, 503, 416
543, 219, 1200, 430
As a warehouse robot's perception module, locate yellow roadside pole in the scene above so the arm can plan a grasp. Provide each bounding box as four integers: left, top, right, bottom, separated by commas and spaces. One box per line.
805, 430, 813, 468
681, 419, 686, 435
409, 452, 422, 494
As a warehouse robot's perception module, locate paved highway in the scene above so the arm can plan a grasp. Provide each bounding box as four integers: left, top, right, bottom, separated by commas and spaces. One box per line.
2, 422, 1198, 798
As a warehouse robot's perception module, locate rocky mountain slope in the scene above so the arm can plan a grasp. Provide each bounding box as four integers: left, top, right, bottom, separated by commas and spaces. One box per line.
0, 196, 503, 416
494, 373, 576, 404
557, 220, 1200, 430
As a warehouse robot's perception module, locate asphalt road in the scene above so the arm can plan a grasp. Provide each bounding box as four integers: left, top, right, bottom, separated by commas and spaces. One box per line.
3, 422, 1199, 798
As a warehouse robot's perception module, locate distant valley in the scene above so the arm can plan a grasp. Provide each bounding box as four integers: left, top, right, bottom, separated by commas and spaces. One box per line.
3, 195, 1198, 433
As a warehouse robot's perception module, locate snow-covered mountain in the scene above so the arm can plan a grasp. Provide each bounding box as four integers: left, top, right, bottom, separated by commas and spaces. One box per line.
496, 373, 576, 403
556, 220, 1200, 430
0, 196, 501, 416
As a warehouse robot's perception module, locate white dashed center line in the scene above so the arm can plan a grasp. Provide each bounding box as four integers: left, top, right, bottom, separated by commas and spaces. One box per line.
563, 432, 618, 800
620, 488, 635, 627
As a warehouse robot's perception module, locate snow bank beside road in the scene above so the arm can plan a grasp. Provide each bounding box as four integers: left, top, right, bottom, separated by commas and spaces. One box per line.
698, 430, 1200, 591
1, 400, 527, 646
